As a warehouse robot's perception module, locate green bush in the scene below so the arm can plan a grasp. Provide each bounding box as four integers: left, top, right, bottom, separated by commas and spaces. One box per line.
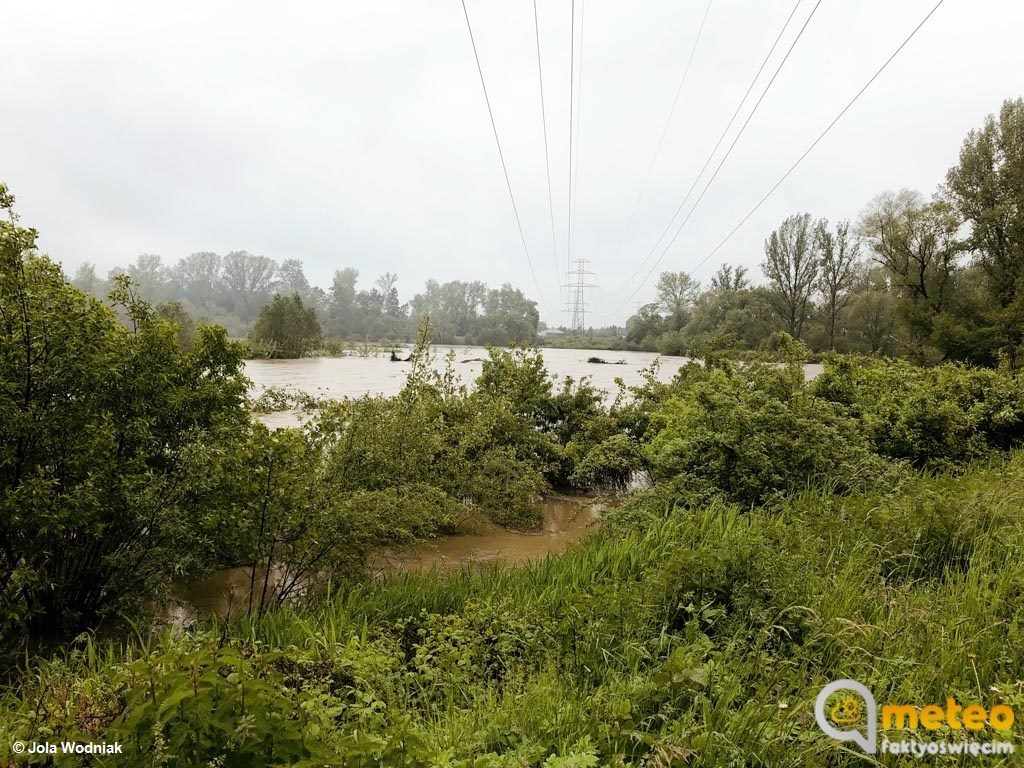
645, 358, 894, 506
812, 356, 1024, 467
248, 293, 322, 358
0, 235, 250, 647
7, 454, 1024, 766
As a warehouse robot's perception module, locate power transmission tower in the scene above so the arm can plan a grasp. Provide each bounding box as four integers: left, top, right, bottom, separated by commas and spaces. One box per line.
564, 258, 596, 335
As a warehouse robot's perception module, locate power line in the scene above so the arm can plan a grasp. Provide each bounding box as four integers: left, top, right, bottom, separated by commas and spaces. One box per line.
567, 0, 576, 277
607, 0, 824, 315
690, 0, 946, 276
533, 0, 560, 290
460, 0, 548, 310
607, 0, 714, 272
569, 0, 586, 264
606, 0, 790, 299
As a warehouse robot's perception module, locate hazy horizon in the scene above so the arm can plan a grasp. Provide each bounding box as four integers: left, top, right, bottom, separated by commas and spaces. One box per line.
3, 0, 1022, 324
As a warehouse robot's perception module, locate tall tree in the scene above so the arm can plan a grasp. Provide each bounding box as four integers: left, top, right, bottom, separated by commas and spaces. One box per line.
945, 97, 1024, 309
375, 272, 404, 319
125, 254, 168, 301
172, 251, 222, 307
858, 190, 961, 315
815, 219, 860, 349
655, 271, 700, 330
944, 97, 1024, 366
276, 258, 310, 296
761, 213, 820, 340
71, 261, 103, 295
480, 283, 539, 345
221, 251, 277, 321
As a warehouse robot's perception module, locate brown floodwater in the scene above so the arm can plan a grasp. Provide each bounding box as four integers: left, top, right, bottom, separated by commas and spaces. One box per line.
244, 346, 823, 428
170, 493, 607, 621
371, 494, 606, 575
167, 350, 823, 621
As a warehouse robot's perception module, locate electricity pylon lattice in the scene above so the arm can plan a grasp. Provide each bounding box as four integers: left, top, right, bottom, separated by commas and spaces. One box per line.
564, 258, 596, 335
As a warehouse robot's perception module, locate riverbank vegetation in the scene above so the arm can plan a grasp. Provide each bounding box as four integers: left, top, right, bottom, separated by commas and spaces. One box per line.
3, 87, 1024, 764
620, 98, 1024, 367
4, 450, 1024, 765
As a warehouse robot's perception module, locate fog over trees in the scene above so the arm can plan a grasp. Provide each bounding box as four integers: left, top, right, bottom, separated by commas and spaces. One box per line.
71, 254, 541, 347
67, 98, 1023, 369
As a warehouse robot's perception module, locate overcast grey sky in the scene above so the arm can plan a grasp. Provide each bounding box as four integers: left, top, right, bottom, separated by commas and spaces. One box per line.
2, 0, 1021, 324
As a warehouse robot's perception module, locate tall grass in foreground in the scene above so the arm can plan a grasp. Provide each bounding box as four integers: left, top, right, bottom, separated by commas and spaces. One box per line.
3, 453, 1024, 766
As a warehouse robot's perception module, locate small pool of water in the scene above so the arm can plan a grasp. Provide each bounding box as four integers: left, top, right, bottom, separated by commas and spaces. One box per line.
168, 493, 608, 621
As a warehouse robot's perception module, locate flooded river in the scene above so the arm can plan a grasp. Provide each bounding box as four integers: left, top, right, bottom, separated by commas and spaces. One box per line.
167, 348, 823, 620
245, 346, 823, 428
172, 494, 606, 620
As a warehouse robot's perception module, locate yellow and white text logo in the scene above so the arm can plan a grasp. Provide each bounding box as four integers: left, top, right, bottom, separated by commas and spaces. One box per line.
815, 679, 1016, 757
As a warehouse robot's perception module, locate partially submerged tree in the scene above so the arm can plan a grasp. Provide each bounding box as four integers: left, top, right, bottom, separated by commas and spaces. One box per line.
249, 293, 322, 358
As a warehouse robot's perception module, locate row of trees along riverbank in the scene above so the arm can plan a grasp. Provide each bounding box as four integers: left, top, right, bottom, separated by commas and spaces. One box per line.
64, 97, 1024, 368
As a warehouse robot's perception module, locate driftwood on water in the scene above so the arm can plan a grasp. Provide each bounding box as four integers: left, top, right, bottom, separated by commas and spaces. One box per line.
587, 356, 627, 365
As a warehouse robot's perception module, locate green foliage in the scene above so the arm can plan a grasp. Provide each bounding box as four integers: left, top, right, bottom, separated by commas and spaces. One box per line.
812, 355, 1024, 467
475, 346, 634, 489
645, 351, 893, 507
7, 454, 1024, 766
620, 97, 1024, 365
248, 293, 322, 358
153, 299, 197, 349
0, 189, 251, 648
307, 335, 556, 529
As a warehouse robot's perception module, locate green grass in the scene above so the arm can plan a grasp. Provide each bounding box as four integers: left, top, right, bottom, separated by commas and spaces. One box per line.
3, 454, 1024, 765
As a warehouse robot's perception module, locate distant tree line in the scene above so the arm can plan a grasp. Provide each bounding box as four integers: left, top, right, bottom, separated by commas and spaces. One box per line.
624, 97, 1024, 368
71, 257, 540, 348
68, 97, 1021, 366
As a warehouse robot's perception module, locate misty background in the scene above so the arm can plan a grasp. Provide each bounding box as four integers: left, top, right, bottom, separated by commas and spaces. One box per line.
2, 0, 1022, 324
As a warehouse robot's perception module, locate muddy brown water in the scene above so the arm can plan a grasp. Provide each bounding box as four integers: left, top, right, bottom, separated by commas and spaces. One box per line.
245, 346, 823, 429
171, 494, 607, 621
371, 494, 606, 575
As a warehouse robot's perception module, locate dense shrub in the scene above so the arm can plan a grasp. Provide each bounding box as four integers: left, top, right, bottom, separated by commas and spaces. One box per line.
312, 342, 551, 528
812, 355, 1024, 467
645, 357, 894, 506
476, 346, 625, 488
6, 455, 1024, 765
1, 222, 250, 648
